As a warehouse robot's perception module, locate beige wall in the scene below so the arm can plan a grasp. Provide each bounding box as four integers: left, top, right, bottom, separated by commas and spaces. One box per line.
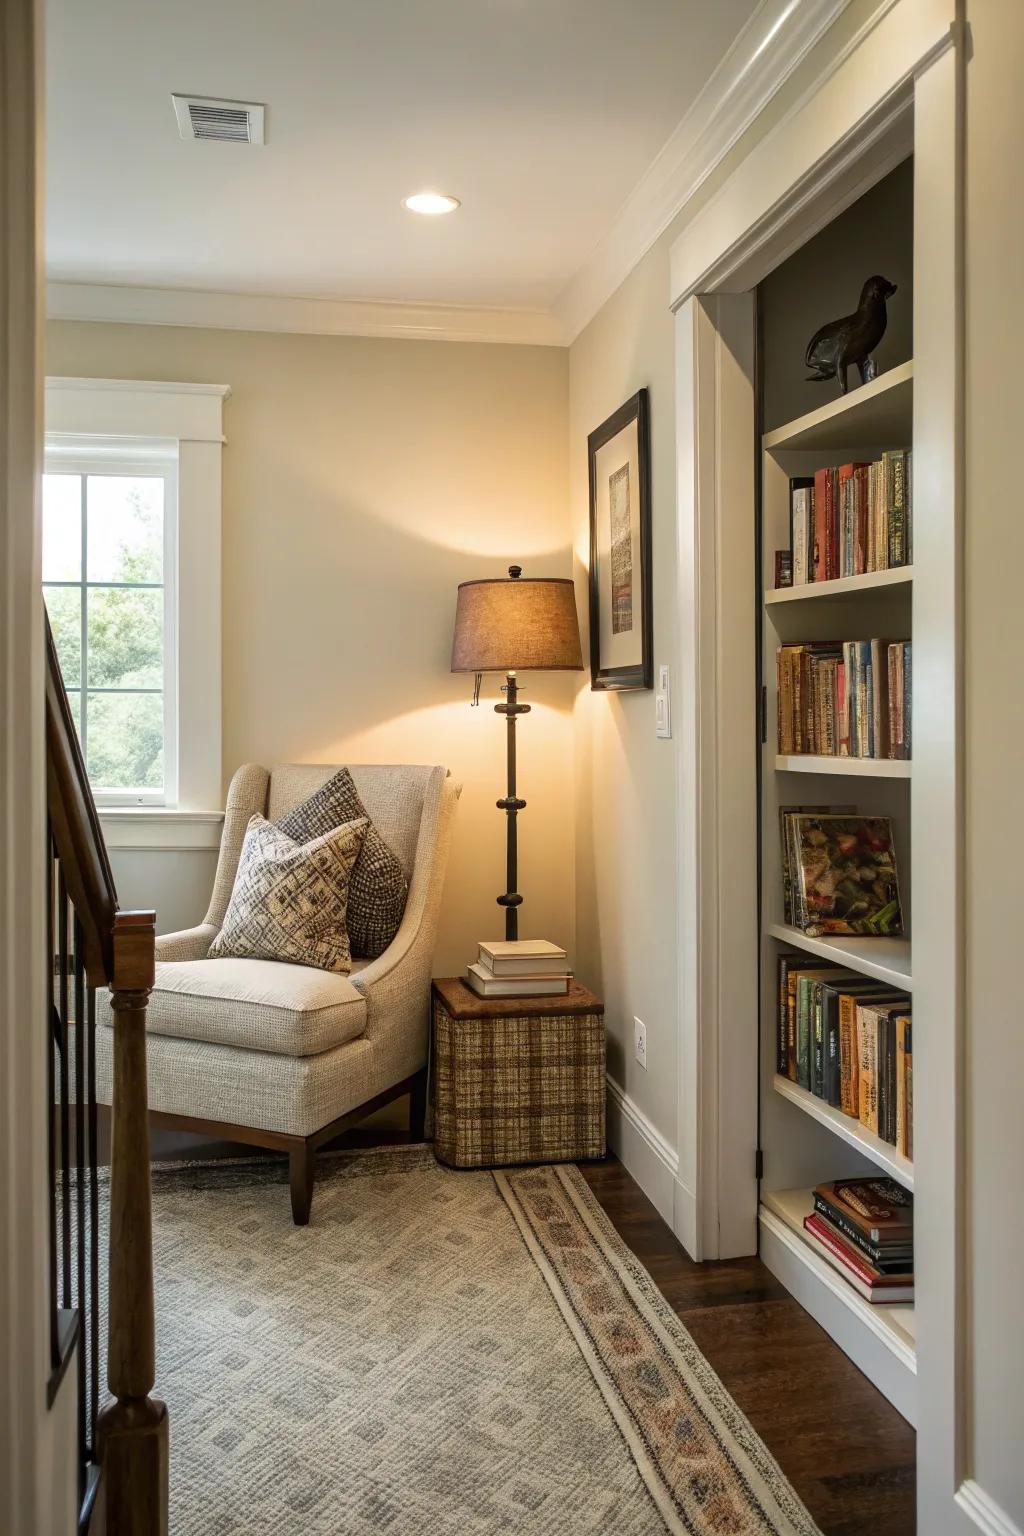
964, 0, 1024, 1518
567, 0, 884, 1151
46, 322, 572, 975
570, 244, 680, 1137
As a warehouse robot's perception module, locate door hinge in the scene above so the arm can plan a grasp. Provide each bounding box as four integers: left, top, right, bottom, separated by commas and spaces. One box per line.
755, 1148, 764, 1180
760, 684, 767, 744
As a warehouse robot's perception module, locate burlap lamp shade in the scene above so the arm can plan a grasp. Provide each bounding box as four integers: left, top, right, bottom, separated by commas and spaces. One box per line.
451, 570, 583, 673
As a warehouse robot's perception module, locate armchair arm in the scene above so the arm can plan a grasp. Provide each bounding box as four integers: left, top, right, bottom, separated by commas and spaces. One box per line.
154, 923, 218, 962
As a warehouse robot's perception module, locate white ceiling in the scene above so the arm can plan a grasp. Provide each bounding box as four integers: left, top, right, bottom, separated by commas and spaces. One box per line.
45, 0, 761, 312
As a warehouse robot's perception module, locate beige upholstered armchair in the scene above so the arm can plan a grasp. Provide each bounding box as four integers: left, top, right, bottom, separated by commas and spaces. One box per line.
96, 763, 461, 1223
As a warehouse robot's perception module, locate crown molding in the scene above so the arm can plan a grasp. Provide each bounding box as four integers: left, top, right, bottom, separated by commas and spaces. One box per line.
46, 281, 568, 347
553, 0, 853, 342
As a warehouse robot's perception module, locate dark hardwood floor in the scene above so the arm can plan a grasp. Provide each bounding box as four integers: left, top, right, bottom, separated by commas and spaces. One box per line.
578, 1157, 916, 1536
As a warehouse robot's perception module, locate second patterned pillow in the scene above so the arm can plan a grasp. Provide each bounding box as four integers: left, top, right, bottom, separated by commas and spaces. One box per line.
275, 768, 408, 959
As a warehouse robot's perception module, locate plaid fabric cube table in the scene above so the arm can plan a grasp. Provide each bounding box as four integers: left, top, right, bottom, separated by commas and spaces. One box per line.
430, 977, 606, 1169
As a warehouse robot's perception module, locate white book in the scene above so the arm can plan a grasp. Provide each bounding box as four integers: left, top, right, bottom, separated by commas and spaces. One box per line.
792, 486, 812, 586
466, 962, 569, 999
478, 939, 568, 977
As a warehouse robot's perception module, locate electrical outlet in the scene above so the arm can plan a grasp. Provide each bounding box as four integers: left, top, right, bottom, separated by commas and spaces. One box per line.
634, 1016, 647, 1070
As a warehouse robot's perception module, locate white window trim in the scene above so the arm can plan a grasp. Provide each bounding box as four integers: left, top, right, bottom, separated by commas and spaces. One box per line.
45, 377, 230, 829
94, 807, 224, 853
43, 440, 179, 807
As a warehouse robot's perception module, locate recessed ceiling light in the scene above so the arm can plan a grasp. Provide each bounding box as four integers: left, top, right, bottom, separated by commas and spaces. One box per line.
402, 191, 461, 216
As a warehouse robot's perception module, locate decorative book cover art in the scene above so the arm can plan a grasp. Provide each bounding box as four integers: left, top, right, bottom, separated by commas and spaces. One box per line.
815, 1176, 913, 1241
790, 814, 903, 936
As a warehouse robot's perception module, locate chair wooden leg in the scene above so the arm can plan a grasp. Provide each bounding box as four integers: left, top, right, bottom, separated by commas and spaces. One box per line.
289, 1141, 315, 1225
409, 1066, 428, 1143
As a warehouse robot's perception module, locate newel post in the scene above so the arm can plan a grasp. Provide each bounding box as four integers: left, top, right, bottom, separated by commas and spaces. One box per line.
96, 911, 168, 1536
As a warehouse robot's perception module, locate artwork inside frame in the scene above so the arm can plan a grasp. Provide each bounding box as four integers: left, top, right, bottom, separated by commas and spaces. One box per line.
587, 388, 652, 690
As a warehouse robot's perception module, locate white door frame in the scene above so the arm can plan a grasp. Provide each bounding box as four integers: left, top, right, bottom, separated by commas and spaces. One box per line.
674, 292, 759, 1263
670, 0, 978, 1529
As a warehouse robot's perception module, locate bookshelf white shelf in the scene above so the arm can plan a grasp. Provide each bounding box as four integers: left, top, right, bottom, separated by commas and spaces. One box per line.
765, 566, 913, 605
772, 1076, 914, 1190
762, 360, 914, 452
759, 1188, 916, 1426
768, 923, 911, 989
759, 329, 916, 1423
775, 754, 912, 778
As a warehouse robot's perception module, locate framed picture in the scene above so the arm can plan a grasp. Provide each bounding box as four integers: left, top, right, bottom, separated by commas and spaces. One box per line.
587, 388, 652, 690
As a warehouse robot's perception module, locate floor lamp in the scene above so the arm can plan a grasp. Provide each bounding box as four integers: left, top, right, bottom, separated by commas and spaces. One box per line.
451, 565, 583, 941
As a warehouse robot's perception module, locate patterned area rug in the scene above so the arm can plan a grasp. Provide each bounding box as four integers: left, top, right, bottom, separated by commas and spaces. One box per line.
132, 1148, 818, 1535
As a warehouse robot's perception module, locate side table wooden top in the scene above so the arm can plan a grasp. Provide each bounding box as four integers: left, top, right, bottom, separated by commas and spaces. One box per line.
432, 976, 603, 1020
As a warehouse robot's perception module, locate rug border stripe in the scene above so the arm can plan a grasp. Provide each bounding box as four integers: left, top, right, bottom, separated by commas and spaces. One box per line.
552, 1166, 822, 1536
493, 1169, 688, 1536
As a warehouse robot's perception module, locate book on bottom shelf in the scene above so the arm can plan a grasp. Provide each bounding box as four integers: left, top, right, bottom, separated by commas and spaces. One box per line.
802, 1213, 914, 1303
814, 1177, 913, 1255
804, 1176, 914, 1305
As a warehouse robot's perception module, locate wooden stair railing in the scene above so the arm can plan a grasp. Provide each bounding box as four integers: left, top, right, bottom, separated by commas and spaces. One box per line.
45, 618, 168, 1536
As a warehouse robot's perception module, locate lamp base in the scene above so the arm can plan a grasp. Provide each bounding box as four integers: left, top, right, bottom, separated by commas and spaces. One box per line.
494, 672, 530, 941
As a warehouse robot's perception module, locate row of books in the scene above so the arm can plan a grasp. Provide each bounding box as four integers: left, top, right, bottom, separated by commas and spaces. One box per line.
780, 809, 904, 937
776, 452, 912, 588
466, 939, 571, 998
778, 953, 913, 1157
804, 1178, 913, 1304
777, 640, 911, 759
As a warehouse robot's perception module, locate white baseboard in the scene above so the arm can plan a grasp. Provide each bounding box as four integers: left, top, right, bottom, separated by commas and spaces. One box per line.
672, 1172, 698, 1260
605, 1076, 686, 1233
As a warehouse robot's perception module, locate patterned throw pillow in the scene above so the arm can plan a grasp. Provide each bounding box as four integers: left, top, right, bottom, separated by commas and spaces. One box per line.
208, 815, 367, 975
275, 769, 408, 959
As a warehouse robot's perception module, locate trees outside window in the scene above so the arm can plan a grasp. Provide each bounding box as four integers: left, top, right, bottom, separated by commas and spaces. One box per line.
43, 456, 176, 802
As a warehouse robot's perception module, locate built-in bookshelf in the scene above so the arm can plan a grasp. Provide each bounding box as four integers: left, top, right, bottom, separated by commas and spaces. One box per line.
758, 285, 917, 1419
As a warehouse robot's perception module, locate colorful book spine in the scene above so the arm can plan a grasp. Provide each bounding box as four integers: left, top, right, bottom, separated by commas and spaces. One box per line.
839, 992, 860, 1117
896, 1016, 913, 1157
796, 975, 814, 1090
813, 469, 829, 583
857, 1002, 879, 1135
791, 479, 814, 586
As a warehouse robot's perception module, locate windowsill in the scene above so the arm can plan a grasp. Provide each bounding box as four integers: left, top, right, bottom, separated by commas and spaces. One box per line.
97, 807, 223, 852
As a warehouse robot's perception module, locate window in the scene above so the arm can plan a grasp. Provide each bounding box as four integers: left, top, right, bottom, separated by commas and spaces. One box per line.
43, 441, 178, 805
44, 376, 228, 830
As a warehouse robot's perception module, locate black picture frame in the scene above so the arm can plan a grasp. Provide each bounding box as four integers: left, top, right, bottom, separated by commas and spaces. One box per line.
587, 388, 652, 691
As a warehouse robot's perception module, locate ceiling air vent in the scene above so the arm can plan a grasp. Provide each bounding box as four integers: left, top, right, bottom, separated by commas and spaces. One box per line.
171, 94, 265, 145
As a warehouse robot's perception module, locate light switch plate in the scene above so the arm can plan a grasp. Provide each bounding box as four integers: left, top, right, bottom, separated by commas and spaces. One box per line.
655, 664, 672, 739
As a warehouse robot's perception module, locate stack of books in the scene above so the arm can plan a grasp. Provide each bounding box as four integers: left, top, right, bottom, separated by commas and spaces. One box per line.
777, 639, 912, 760
778, 450, 912, 588
777, 954, 913, 1157
804, 1177, 914, 1304
466, 940, 571, 999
